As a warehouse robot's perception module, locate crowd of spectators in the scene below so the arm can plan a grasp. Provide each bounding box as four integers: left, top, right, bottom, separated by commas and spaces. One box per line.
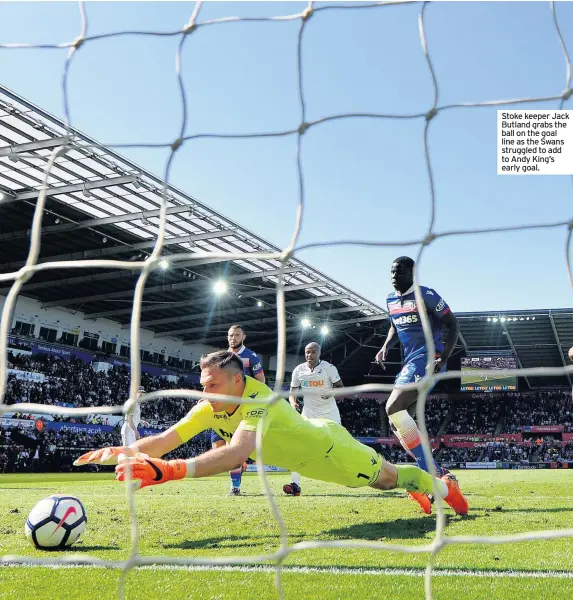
445, 396, 504, 434
339, 397, 380, 437
3, 347, 573, 473
7, 352, 199, 424
440, 446, 484, 463
502, 391, 573, 433
0, 423, 211, 474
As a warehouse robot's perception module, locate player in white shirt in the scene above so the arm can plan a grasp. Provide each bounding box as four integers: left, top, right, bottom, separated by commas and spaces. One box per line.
284, 342, 344, 496
121, 386, 143, 446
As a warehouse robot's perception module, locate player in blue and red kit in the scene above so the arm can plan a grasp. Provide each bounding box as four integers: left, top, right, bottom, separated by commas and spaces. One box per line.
375, 256, 462, 515
211, 323, 266, 496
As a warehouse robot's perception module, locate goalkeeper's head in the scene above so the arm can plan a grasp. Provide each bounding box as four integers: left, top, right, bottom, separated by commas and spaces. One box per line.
391, 256, 415, 293
199, 350, 246, 411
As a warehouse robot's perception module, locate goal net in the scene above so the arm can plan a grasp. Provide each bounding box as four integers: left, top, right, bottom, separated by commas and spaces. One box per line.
1, 2, 572, 599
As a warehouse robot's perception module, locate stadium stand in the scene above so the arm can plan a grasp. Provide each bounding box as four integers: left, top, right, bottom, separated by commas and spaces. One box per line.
2, 342, 573, 473
1, 85, 573, 478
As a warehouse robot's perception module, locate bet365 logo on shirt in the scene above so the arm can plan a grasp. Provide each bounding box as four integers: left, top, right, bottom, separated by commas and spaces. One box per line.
394, 314, 419, 325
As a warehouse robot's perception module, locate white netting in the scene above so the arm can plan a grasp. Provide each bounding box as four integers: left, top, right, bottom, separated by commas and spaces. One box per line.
0, 1, 572, 599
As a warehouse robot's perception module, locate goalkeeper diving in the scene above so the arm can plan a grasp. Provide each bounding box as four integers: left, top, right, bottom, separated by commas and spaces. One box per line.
74, 351, 468, 515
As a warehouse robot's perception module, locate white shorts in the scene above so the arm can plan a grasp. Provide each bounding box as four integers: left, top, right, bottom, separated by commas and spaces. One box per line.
302, 409, 341, 425
121, 424, 137, 446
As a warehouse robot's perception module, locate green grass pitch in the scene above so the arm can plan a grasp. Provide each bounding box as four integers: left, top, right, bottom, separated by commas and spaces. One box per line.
1, 470, 572, 599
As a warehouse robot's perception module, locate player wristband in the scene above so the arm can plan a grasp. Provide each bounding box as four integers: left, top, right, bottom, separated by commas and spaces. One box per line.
183, 458, 196, 479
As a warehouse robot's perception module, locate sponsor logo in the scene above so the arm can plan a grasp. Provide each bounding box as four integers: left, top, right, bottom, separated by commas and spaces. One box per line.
248, 393, 259, 399
245, 409, 268, 419
394, 314, 419, 325
425, 289, 434, 295
302, 380, 325, 387
435, 299, 446, 312
51, 506, 77, 536
213, 414, 228, 420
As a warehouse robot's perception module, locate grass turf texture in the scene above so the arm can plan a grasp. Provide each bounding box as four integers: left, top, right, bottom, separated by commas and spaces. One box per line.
1, 470, 572, 599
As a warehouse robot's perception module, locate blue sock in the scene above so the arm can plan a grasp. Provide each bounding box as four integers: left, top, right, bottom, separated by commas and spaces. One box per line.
409, 444, 444, 477
389, 410, 444, 478
230, 469, 242, 489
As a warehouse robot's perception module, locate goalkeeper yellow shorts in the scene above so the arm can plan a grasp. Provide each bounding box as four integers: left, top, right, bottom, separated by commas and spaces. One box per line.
297, 421, 382, 488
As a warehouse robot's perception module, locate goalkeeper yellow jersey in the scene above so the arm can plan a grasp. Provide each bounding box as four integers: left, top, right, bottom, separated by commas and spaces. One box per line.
172, 376, 334, 470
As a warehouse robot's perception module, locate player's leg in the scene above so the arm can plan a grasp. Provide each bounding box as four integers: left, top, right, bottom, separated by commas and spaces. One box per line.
299, 423, 467, 515
121, 424, 136, 447
370, 460, 468, 515
210, 431, 241, 496
284, 411, 341, 497
386, 357, 445, 477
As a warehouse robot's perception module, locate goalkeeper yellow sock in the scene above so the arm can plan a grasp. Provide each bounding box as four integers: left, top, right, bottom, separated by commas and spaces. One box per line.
396, 464, 448, 498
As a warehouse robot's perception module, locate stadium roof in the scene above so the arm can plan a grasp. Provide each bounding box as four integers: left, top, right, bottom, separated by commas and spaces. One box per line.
1, 86, 571, 389
0, 85, 386, 356
332, 308, 573, 389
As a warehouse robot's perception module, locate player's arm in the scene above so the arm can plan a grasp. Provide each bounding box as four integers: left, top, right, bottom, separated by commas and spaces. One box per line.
115, 405, 272, 488
288, 366, 301, 409
289, 386, 301, 409
74, 427, 182, 466
435, 310, 459, 372
114, 425, 256, 489
251, 354, 266, 384
325, 364, 343, 400
186, 423, 255, 477
376, 323, 398, 363
74, 402, 210, 466
424, 289, 459, 373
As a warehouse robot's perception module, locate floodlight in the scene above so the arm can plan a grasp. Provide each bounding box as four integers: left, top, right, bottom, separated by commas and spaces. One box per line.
214, 280, 227, 295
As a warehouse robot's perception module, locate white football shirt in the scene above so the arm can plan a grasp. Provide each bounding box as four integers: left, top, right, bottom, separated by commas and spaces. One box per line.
290, 360, 342, 422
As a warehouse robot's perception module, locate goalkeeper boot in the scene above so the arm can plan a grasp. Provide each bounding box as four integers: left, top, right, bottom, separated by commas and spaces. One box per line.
408, 491, 432, 515
442, 473, 468, 516
283, 482, 301, 496
227, 487, 241, 497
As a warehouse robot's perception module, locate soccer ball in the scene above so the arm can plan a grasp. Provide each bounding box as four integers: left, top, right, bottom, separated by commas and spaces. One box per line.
25, 494, 87, 549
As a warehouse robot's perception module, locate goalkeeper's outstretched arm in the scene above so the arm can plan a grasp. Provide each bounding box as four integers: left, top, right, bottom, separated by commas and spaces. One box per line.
114, 425, 256, 489
185, 424, 255, 477
73, 427, 185, 466
74, 401, 213, 467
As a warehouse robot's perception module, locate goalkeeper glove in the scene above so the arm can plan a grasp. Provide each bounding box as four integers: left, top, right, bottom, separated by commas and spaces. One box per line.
115, 453, 187, 490
73, 446, 130, 466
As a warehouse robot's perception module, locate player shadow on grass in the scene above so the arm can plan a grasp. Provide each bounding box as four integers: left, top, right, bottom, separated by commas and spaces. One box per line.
326, 515, 479, 540
161, 535, 278, 550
